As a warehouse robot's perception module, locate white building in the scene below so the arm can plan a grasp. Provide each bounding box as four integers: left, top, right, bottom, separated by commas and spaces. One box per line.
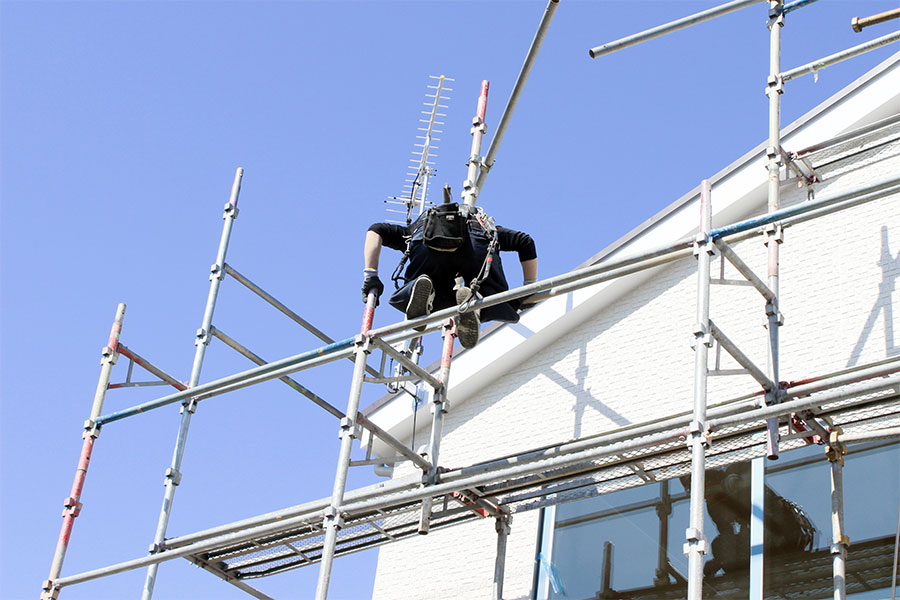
366, 53, 900, 600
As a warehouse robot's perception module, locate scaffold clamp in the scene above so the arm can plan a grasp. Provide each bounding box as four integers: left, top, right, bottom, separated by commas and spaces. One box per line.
691, 323, 712, 349
766, 74, 785, 97
164, 468, 183, 487
339, 417, 360, 440
209, 263, 225, 282
830, 535, 850, 553
322, 506, 344, 530
62, 496, 83, 518
765, 301, 784, 325
683, 527, 708, 555
195, 327, 211, 347
40, 580, 60, 600
100, 345, 120, 365
82, 419, 101, 439
223, 202, 239, 219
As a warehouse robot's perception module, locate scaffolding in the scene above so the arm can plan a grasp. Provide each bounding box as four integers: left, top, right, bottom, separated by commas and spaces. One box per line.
42, 2, 900, 599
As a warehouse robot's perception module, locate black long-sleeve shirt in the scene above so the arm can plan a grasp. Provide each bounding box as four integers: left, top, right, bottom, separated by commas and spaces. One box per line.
368, 221, 537, 262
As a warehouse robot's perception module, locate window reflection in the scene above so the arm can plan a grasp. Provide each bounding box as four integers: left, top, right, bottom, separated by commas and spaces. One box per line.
543, 441, 897, 600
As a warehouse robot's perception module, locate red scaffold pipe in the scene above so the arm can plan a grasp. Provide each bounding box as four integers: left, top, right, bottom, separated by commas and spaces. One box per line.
476, 80, 489, 121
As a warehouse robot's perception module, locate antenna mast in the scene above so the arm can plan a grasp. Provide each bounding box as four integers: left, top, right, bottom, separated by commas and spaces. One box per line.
385, 75, 454, 224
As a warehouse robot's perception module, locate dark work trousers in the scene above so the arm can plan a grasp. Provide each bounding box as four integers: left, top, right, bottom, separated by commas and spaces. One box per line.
388, 224, 520, 324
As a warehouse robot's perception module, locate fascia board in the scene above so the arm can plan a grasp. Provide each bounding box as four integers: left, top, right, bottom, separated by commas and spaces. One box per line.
365, 53, 900, 459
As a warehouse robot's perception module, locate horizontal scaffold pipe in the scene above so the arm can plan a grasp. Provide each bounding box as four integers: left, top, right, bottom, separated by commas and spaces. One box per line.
708, 174, 900, 239
154, 358, 900, 550
589, 0, 762, 58
781, 30, 900, 82
782, 0, 824, 15
90, 177, 900, 448
94, 339, 356, 426
709, 375, 900, 431
211, 327, 431, 471
835, 427, 900, 444
55, 364, 900, 588
94, 175, 900, 427
224, 263, 379, 379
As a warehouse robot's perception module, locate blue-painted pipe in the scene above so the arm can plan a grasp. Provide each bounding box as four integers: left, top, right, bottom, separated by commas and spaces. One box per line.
783, 0, 824, 16
95, 338, 356, 426
710, 175, 900, 240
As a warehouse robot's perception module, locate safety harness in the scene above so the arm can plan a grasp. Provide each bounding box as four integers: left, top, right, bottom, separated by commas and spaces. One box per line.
390, 201, 499, 313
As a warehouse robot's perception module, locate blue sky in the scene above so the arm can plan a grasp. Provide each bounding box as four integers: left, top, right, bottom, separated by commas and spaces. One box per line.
2, 1, 898, 599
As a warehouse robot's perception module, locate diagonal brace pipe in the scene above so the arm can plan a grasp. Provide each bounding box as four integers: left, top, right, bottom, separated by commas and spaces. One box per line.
708, 320, 775, 392
713, 239, 776, 304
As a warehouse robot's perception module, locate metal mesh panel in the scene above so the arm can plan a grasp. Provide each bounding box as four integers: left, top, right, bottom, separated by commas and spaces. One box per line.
183, 380, 898, 581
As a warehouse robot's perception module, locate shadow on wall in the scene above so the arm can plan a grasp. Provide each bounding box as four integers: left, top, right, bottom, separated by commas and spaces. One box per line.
537, 259, 697, 439
847, 225, 898, 367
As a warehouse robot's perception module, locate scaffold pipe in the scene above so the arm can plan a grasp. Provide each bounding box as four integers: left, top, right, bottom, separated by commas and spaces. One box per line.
117, 345, 187, 391
686, 180, 713, 599
589, 0, 762, 58
852, 8, 900, 33
43, 303, 126, 600
462, 80, 490, 207
89, 174, 900, 429
315, 291, 378, 599
782, 0, 823, 15
51, 367, 900, 591
781, 30, 900, 82
143, 167, 243, 600
475, 0, 559, 195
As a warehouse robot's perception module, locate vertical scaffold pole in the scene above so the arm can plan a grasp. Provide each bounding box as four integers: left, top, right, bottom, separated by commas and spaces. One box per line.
764, 0, 784, 460
42, 303, 126, 600
462, 80, 490, 208
654, 480, 671, 586
417, 319, 455, 534
828, 441, 849, 600
142, 167, 243, 600
686, 180, 713, 599
493, 516, 511, 600
315, 291, 378, 600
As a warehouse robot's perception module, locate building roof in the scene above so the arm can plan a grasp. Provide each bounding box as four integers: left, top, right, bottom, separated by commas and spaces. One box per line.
364, 52, 900, 460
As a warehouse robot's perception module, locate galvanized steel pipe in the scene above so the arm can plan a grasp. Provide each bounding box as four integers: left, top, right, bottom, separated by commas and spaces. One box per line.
589, 0, 763, 58
781, 30, 900, 82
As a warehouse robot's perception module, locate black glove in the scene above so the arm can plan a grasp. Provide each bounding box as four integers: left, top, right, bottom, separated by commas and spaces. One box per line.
362, 272, 384, 304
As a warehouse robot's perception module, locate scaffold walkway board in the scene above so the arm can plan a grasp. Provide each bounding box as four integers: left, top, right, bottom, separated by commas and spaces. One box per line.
174, 367, 899, 582
616, 534, 897, 599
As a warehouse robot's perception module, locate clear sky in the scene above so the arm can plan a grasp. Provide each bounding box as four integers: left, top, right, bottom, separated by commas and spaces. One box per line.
2, 1, 898, 599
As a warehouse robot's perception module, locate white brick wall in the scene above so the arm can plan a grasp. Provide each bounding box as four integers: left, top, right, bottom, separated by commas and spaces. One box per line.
371, 132, 899, 599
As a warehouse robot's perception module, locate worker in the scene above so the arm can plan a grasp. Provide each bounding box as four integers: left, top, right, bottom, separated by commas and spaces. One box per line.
361, 196, 537, 349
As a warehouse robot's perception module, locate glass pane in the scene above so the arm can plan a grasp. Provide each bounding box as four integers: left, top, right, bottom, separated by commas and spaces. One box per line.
547, 466, 752, 599
764, 441, 900, 599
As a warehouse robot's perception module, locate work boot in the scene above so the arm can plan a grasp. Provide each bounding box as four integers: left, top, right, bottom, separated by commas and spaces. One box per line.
455, 286, 480, 349
406, 275, 434, 331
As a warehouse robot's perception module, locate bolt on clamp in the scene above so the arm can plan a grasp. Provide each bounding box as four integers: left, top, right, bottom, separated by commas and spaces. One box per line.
41, 581, 60, 600
354, 334, 373, 353
209, 263, 224, 282
765, 74, 785, 96
222, 203, 239, 219
683, 528, 708, 555
83, 419, 101, 439
164, 467, 183, 486
100, 345, 120, 365
62, 496, 83, 517
830, 536, 850, 553
339, 417, 360, 440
